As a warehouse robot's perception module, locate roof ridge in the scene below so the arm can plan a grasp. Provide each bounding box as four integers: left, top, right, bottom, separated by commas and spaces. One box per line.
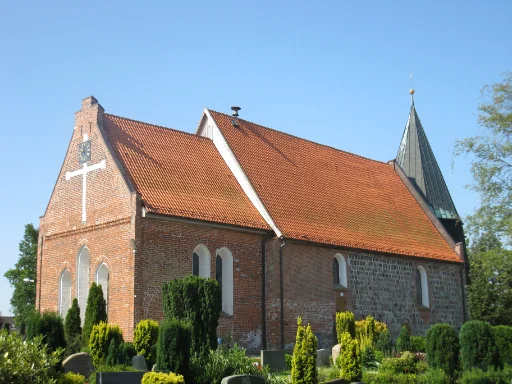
208, 109, 387, 166
105, 113, 211, 142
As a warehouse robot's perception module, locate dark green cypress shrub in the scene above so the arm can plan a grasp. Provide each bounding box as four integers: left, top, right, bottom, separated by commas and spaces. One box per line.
25, 309, 41, 341
162, 276, 220, 355
65, 298, 82, 354
396, 325, 412, 352
123, 341, 137, 361
375, 330, 394, 356
105, 339, 126, 366
82, 282, 107, 346
493, 325, 512, 366
156, 318, 192, 380
27, 311, 66, 353
335, 311, 356, 343
459, 320, 500, 371
426, 323, 460, 377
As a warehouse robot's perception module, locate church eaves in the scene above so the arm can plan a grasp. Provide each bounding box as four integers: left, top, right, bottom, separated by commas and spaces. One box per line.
396, 97, 459, 220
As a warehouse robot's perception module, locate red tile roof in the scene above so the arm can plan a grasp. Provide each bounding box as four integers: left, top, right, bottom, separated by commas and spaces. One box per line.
209, 110, 461, 263
102, 114, 270, 230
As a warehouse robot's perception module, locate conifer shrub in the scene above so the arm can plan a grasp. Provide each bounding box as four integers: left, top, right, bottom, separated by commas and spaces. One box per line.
105, 339, 127, 366
156, 318, 192, 380
82, 283, 107, 346
375, 330, 394, 356
339, 331, 362, 382
379, 351, 427, 375
426, 323, 460, 377
335, 311, 355, 343
162, 276, 221, 355
133, 319, 159, 367
356, 316, 388, 339
64, 298, 82, 354
89, 322, 123, 366
396, 325, 412, 352
493, 325, 512, 366
26, 310, 66, 353
410, 336, 426, 353
459, 320, 500, 371
291, 317, 318, 384
123, 341, 137, 361
142, 372, 185, 384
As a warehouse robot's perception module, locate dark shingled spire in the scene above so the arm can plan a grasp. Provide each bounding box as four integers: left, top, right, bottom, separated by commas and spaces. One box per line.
396, 98, 459, 220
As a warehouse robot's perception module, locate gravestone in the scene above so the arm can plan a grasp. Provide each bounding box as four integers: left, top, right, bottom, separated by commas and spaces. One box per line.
316, 348, 330, 366
260, 350, 285, 371
62, 352, 94, 378
321, 379, 350, 384
132, 354, 148, 371
221, 374, 265, 384
331, 344, 341, 366
96, 372, 145, 384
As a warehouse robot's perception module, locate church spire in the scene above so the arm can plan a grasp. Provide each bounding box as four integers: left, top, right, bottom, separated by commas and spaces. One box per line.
396, 90, 459, 220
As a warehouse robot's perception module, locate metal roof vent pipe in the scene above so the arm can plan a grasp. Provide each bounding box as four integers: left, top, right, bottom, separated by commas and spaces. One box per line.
231, 106, 241, 127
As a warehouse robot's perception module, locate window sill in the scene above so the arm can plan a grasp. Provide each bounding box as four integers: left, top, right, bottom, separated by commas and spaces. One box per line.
333, 284, 349, 292
416, 304, 430, 312
220, 311, 234, 318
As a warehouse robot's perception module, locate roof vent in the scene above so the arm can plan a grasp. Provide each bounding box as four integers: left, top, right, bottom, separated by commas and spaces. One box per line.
231, 106, 241, 117
231, 106, 241, 127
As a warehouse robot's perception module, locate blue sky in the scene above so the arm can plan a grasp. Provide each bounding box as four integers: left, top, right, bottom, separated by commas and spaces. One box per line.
0, 0, 510, 315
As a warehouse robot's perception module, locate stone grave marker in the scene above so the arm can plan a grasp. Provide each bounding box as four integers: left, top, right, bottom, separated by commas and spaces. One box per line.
316, 348, 331, 366
62, 352, 95, 378
132, 354, 148, 371
260, 350, 285, 371
331, 344, 341, 366
221, 374, 265, 384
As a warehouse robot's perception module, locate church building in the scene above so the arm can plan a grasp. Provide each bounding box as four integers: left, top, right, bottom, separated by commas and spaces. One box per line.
36, 94, 467, 350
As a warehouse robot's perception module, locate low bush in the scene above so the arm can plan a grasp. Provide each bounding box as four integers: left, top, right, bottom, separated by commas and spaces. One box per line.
157, 318, 192, 379
89, 322, 124, 366
459, 320, 500, 371
105, 339, 126, 366
0, 330, 62, 384
134, 319, 159, 368
142, 372, 185, 384
335, 311, 355, 342
494, 325, 512, 366
57, 372, 86, 384
356, 316, 388, 339
457, 366, 512, 384
362, 368, 450, 384
379, 352, 427, 375
190, 345, 280, 384
285, 353, 293, 369
396, 325, 412, 352
426, 323, 460, 377
410, 336, 426, 353
418, 368, 451, 384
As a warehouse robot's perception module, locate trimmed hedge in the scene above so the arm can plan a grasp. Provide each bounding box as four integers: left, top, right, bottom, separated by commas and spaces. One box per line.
493, 325, 512, 366
89, 322, 123, 366
156, 318, 192, 380
335, 311, 356, 343
26, 311, 66, 353
458, 366, 512, 384
459, 320, 500, 371
426, 323, 460, 377
162, 276, 221, 355
82, 283, 107, 346
133, 319, 159, 367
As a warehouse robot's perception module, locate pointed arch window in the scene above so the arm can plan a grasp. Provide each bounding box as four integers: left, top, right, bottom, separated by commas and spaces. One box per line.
96, 263, 109, 313
192, 244, 211, 278
77, 247, 90, 325
416, 266, 429, 308
59, 269, 72, 318
334, 253, 348, 288
216, 247, 233, 315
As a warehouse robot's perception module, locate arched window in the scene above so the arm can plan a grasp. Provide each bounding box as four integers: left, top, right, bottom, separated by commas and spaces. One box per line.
192, 244, 211, 278
77, 247, 90, 325
332, 258, 340, 284
59, 269, 72, 318
216, 247, 233, 315
416, 266, 429, 308
96, 263, 109, 313
334, 253, 348, 287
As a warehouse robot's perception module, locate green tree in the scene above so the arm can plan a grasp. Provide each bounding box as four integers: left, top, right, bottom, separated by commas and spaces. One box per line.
396, 325, 412, 352
468, 243, 512, 325
82, 282, 107, 345
64, 298, 82, 353
454, 73, 512, 242
3, 224, 38, 334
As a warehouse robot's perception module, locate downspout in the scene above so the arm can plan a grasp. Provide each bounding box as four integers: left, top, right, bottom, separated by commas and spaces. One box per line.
279, 237, 286, 350
261, 232, 271, 350
38, 235, 44, 312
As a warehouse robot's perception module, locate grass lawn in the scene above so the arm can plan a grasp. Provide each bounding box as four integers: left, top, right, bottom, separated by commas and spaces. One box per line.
273, 366, 336, 382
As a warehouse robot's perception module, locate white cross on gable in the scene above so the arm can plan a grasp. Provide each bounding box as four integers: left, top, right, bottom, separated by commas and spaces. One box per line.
65, 134, 106, 222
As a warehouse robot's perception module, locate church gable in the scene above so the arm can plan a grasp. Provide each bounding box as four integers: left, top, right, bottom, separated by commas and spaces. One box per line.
43, 97, 134, 234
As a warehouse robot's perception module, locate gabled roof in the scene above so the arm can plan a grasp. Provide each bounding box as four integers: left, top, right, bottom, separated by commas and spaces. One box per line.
209, 110, 461, 263
396, 103, 459, 220
102, 114, 269, 230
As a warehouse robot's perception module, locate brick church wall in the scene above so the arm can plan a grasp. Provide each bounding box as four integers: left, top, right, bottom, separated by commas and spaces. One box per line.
135, 216, 266, 350
38, 97, 137, 339
265, 241, 466, 350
